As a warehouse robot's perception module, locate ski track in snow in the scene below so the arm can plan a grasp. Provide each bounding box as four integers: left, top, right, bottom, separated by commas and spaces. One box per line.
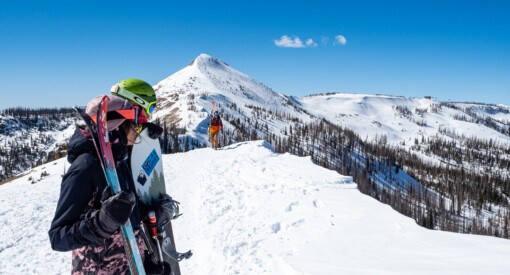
1, 141, 510, 274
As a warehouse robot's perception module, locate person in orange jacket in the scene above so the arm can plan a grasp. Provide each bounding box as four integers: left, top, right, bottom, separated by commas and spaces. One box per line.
209, 110, 223, 149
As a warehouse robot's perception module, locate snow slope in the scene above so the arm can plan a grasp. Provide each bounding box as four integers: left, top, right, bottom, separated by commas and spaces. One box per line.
1, 141, 510, 274
298, 93, 510, 146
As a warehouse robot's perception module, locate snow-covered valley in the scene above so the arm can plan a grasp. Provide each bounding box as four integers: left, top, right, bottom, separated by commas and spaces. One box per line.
1, 141, 509, 274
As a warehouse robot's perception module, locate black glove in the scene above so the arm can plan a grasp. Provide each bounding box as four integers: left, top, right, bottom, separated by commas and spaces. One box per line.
97, 189, 136, 234
145, 123, 163, 139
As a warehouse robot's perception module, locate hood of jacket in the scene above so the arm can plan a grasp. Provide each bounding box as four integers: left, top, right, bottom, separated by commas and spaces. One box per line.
67, 126, 128, 164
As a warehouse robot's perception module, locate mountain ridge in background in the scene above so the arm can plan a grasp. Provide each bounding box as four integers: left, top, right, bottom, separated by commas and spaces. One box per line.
1, 53, 509, 239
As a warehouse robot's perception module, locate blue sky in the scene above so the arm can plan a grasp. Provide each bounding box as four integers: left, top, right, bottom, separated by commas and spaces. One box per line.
1, 0, 509, 109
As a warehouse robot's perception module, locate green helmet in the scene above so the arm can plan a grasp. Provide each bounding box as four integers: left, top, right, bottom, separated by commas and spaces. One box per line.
111, 78, 157, 115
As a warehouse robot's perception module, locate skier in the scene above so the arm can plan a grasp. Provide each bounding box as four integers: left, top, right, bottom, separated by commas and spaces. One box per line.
208, 110, 223, 150
48, 85, 174, 273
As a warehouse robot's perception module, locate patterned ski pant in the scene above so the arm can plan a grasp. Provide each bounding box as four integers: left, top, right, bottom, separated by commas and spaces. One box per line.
71, 230, 145, 275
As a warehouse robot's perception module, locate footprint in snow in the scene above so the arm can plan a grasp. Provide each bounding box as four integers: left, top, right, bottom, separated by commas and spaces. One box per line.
271, 223, 281, 233
313, 199, 324, 208
286, 201, 299, 212
291, 219, 305, 228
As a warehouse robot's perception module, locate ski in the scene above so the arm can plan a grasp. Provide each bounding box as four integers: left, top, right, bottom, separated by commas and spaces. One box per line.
74, 97, 146, 275
208, 101, 215, 140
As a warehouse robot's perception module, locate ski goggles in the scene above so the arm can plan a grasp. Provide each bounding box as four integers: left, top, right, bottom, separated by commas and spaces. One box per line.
91, 105, 148, 126
110, 84, 157, 116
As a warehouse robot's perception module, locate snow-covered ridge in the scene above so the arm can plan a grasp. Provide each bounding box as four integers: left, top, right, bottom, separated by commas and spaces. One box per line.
298, 92, 510, 146
153, 54, 510, 151
2, 54, 509, 181
1, 141, 509, 274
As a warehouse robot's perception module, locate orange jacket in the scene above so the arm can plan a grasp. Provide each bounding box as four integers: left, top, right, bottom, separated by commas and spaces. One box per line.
209, 116, 223, 133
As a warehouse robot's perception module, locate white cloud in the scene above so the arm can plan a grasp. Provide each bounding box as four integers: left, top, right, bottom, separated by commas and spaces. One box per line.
306, 38, 317, 47
275, 35, 339, 48
334, 35, 347, 45
274, 35, 305, 48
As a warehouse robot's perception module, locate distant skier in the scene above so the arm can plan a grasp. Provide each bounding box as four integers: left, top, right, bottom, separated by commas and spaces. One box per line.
48, 80, 176, 274
209, 110, 223, 149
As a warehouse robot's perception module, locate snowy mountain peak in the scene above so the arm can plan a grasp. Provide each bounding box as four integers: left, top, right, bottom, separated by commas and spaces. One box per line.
152, 54, 310, 145
192, 53, 228, 68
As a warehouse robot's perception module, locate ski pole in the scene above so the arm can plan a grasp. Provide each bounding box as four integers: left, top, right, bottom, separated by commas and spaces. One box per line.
139, 224, 157, 264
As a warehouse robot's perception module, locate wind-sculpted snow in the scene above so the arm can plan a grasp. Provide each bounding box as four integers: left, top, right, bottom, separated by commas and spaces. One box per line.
3, 141, 507, 274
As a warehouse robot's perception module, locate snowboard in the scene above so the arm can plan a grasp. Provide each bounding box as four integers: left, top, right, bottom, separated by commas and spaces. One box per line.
130, 128, 192, 275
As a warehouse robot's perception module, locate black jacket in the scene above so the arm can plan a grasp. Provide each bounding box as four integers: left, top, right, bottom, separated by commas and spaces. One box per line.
48, 127, 142, 252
